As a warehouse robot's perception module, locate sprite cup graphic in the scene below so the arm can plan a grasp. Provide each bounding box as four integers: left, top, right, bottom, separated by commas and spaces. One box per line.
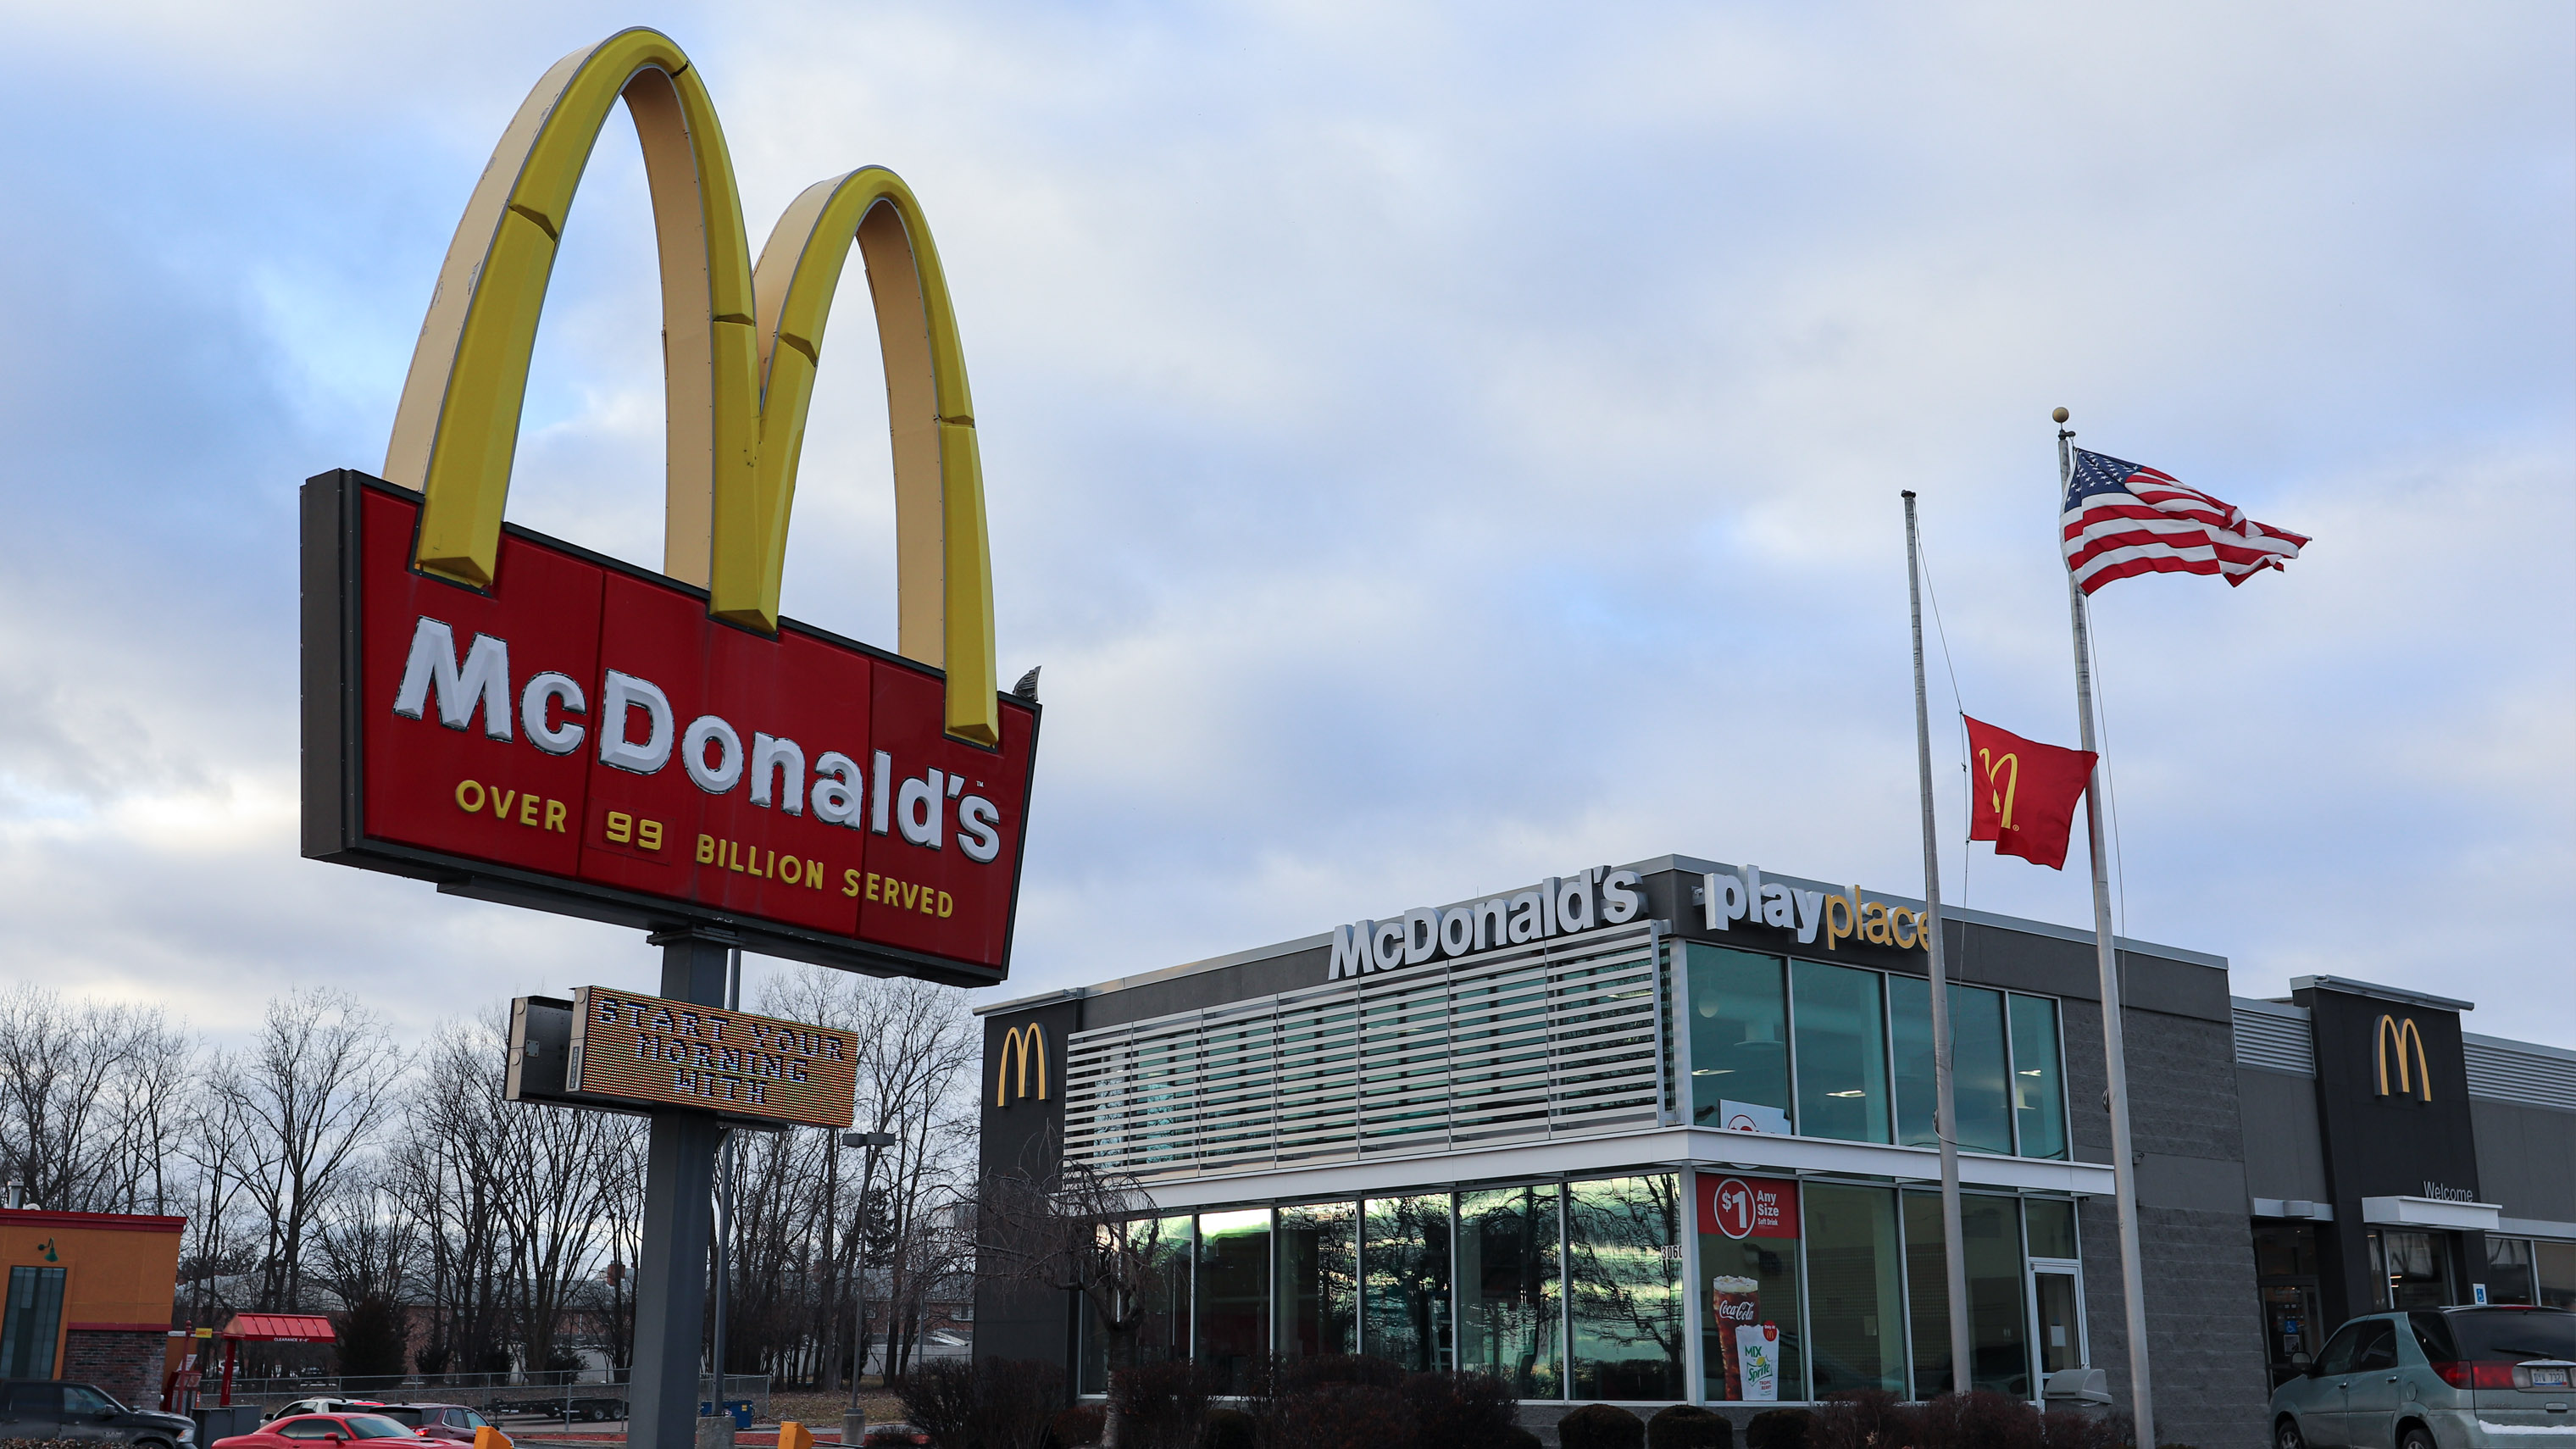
1712, 1275, 1760, 1397
1735, 1322, 1780, 1402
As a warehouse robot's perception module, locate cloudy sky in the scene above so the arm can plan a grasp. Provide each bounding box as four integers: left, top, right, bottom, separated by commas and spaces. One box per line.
1, 2, 2568, 1045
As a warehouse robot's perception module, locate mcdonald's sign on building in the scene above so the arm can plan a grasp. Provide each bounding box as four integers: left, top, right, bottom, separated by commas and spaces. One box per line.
302, 27, 1037, 985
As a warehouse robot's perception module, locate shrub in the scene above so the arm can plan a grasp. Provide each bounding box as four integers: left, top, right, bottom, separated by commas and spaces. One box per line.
1559, 1403, 1647, 1449
1199, 1407, 1257, 1449
1809, 1391, 1920, 1449
1744, 1408, 1814, 1449
1648, 1404, 1733, 1449
892, 1357, 1064, 1449
1269, 1382, 1411, 1449
1112, 1360, 1220, 1449
2035, 1410, 2126, 1449
1403, 1369, 1519, 1449
1051, 1404, 1108, 1449
1503, 1430, 1544, 1449
1917, 1391, 2042, 1449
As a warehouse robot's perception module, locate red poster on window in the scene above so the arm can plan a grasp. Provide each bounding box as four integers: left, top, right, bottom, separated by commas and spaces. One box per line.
1698, 1174, 1800, 1240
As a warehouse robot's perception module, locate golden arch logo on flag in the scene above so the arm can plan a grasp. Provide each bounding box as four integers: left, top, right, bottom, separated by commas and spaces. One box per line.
2375, 1014, 2432, 1102
1962, 718, 2096, 872
303, 29, 1038, 985
995, 1023, 1048, 1106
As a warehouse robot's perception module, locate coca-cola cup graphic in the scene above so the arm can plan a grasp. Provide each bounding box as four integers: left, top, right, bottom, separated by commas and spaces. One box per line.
1712, 1275, 1760, 1398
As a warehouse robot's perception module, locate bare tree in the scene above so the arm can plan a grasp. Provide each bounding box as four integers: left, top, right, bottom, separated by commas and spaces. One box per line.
980, 1128, 1162, 1448
0, 985, 194, 1213
219, 988, 402, 1310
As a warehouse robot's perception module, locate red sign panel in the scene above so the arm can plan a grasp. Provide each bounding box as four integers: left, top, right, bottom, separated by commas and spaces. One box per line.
303, 473, 1038, 983
1698, 1174, 1800, 1241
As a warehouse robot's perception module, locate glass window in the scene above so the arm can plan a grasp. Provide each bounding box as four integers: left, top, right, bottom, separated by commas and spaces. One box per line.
2008, 995, 2068, 1160
1889, 980, 2012, 1154
2026, 1199, 2078, 1261
2253, 1221, 2320, 1279
1363, 1195, 1453, 1371
0, 1265, 64, 1379
2373, 1230, 2452, 1311
1793, 961, 1890, 1143
1903, 1192, 2032, 1396
1457, 1185, 1564, 1399
1567, 1175, 1684, 1400
2539, 1241, 2576, 1310
61, 1386, 115, 1415
2487, 1238, 2537, 1306
1275, 1201, 1358, 1358
277, 1423, 339, 1441
1698, 1174, 1802, 1405
1078, 1214, 1192, 1393
1196, 1208, 1270, 1391
9, 1385, 64, 1416
1685, 947, 1792, 1132
1804, 1183, 1905, 1396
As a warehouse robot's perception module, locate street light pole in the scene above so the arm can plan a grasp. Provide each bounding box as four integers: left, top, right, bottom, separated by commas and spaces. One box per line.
841, 1130, 897, 1445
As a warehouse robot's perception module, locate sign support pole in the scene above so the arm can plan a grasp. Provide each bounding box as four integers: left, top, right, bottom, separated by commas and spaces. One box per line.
2059, 417, 2156, 1446
630, 932, 733, 1449
1902, 491, 1974, 1391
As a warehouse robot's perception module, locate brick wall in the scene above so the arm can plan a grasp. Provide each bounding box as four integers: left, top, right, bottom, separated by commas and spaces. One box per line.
64, 1328, 170, 1410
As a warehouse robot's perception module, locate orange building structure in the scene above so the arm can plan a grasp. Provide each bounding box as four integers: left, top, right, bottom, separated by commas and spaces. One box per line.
0, 1207, 184, 1407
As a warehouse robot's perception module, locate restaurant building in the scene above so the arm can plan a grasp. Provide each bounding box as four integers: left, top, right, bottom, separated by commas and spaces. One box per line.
972, 852, 2574, 1446
0, 1206, 186, 1407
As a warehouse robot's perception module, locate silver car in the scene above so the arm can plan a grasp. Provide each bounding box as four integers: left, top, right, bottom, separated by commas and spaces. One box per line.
2268, 1305, 2576, 1448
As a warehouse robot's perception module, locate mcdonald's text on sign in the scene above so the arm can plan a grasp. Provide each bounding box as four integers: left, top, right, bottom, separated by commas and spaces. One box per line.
300, 27, 1039, 985
568, 985, 859, 1128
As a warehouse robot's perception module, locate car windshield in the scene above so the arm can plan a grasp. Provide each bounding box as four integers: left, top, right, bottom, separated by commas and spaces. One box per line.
2446, 1308, 2576, 1362
344, 1417, 415, 1440
64, 1386, 121, 1414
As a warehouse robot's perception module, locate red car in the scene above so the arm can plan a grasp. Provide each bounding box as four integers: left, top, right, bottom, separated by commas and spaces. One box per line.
215, 1413, 421, 1449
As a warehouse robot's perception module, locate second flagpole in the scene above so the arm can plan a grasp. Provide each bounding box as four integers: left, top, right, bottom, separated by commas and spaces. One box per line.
1901, 490, 1974, 1392
2057, 409, 2157, 1446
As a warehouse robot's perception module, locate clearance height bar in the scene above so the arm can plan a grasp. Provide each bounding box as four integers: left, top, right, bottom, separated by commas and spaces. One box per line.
569, 985, 859, 1128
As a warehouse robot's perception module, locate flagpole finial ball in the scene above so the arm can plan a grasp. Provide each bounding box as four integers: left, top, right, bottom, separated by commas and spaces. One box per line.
2051, 407, 2070, 424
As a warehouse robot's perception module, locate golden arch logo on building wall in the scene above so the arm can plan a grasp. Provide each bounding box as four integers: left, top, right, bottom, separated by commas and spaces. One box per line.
995, 1023, 1048, 1106
387, 25, 997, 745
2375, 1014, 2432, 1102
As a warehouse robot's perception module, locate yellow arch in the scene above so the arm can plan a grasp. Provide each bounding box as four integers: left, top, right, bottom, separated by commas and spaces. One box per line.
383, 28, 1000, 747
2374, 1014, 2431, 1101
995, 1022, 1047, 1105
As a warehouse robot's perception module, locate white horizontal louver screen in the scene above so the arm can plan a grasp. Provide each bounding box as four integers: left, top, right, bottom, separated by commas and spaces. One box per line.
2232, 1003, 2315, 1076
2465, 1036, 2576, 1112
1062, 925, 1665, 1182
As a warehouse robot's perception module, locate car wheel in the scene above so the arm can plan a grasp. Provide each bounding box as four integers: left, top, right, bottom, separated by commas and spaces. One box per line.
2398, 1427, 2436, 1449
2275, 1418, 2307, 1449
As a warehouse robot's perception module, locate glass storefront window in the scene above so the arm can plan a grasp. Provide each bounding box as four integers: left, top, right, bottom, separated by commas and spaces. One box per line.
1457, 1185, 1564, 1399
1805, 1183, 1905, 1396
2026, 1199, 2078, 1261
1568, 1174, 1685, 1400
2370, 1230, 2454, 1310
1081, 1215, 1193, 1393
0, 1266, 64, 1379
1903, 1192, 2031, 1396
1275, 1201, 1358, 1358
1697, 1174, 1802, 1406
1196, 1208, 1270, 1391
2537, 1241, 2576, 1310
1889, 979, 2012, 1154
2007, 995, 2067, 1159
1363, 1195, 1454, 1370
1686, 946, 1793, 1133
2487, 1237, 2537, 1306
1793, 961, 1890, 1143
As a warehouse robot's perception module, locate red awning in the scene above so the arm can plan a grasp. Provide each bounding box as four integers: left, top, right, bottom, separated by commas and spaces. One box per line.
219, 1314, 336, 1343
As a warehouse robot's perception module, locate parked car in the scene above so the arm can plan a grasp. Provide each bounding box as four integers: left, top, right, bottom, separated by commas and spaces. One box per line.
361, 1404, 507, 1443
214, 1414, 420, 1449
2269, 1304, 2576, 1448
0, 1379, 198, 1449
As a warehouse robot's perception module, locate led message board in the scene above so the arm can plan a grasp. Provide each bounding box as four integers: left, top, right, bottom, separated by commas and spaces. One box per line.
299, 27, 1037, 985
564, 985, 859, 1127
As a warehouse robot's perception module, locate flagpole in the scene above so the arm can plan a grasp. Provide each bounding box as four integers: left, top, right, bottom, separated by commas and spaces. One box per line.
2057, 409, 2155, 1446
1902, 491, 1974, 1395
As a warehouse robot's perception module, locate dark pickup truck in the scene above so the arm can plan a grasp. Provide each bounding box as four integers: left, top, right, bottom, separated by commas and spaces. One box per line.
0, 1379, 199, 1449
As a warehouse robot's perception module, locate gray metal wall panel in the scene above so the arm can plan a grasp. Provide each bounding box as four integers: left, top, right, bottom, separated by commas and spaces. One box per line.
2235, 1066, 2329, 1202
2470, 1097, 2576, 1224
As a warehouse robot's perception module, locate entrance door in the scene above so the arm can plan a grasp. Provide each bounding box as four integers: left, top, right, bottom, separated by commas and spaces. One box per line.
2028, 1258, 2086, 1382
2264, 1282, 2324, 1388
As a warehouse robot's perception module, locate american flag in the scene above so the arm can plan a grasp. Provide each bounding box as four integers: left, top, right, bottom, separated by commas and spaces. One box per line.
2062, 447, 2310, 595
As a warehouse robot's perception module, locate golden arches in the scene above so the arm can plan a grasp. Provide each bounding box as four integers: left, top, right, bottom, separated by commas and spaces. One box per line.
383, 28, 999, 747
2375, 1014, 2431, 1102
995, 1023, 1047, 1106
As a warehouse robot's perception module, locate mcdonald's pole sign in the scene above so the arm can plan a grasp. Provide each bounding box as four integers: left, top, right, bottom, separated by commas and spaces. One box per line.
301, 27, 1037, 985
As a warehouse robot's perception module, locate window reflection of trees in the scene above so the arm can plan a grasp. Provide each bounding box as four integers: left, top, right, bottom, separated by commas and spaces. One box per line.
1567, 1174, 1683, 1399
1363, 1195, 1452, 1371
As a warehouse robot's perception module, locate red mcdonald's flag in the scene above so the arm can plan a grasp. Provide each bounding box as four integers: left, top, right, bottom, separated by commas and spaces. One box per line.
1963, 717, 2098, 871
